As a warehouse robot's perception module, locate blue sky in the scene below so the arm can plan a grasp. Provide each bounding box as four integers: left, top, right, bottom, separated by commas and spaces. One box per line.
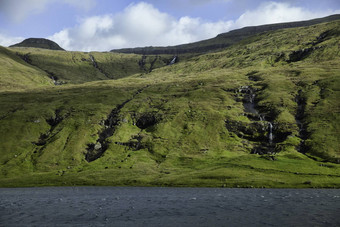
0, 0, 339, 51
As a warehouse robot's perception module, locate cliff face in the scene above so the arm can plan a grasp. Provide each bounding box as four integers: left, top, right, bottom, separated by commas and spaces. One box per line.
10, 38, 65, 51
111, 14, 340, 55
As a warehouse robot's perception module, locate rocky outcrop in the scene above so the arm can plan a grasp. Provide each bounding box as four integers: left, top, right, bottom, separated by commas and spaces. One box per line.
85, 100, 129, 162
33, 109, 68, 147
135, 113, 159, 130
225, 85, 291, 155
85, 87, 147, 162
295, 89, 309, 154
115, 135, 145, 151
287, 46, 322, 63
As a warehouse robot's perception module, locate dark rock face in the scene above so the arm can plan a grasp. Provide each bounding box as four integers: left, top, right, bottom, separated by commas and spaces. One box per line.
46, 109, 64, 127
135, 113, 158, 130
85, 101, 126, 162
225, 119, 267, 142
32, 109, 69, 149
115, 135, 145, 151
287, 46, 322, 63
295, 89, 309, 154
85, 87, 148, 162
225, 84, 291, 155
10, 38, 64, 51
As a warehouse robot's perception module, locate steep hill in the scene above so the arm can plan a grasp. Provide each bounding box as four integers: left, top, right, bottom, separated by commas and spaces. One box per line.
0, 46, 53, 91
3, 47, 177, 86
10, 38, 65, 51
111, 14, 340, 55
0, 19, 339, 188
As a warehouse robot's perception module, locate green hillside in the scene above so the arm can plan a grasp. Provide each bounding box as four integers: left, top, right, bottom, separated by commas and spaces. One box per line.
1, 47, 177, 86
112, 14, 340, 55
10, 38, 65, 51
0, 19, 339, 188
0, 46, 53, 91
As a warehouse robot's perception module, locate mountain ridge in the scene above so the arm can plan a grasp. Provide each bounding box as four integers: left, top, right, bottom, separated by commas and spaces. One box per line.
111, 14, 340, 55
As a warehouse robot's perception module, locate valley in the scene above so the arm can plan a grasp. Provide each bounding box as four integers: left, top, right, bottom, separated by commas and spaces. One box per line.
0, 17, 339, 188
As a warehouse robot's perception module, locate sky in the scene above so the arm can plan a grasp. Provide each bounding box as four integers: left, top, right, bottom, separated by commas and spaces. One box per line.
0, 0, 339, 51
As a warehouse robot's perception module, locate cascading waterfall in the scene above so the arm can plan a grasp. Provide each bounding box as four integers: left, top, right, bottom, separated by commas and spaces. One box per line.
268, 122, 273, 144
228, 85, 281, 155
259, 114, 264, 121
169, 56, 177, 65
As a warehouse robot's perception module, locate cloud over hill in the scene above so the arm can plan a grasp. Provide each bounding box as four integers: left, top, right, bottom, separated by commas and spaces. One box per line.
49, 1, 340, 51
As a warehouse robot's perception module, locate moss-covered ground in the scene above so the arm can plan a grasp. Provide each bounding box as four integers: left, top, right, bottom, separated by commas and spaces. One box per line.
0, 20, 339, 188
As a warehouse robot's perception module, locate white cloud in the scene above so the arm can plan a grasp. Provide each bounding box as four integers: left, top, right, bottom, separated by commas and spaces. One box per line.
0, 0, 95, 23
2, 1, 340, 51
0, 34, 24, 47
234, 1, 340, 28
50, 1, 340, 51
49, 2, 232, 51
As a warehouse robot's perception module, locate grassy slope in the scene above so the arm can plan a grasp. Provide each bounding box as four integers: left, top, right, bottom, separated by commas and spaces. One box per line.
0, 21, 339, 188
8, 47, 175, 84
0, 46, 53, 91
111, 14, 340, 55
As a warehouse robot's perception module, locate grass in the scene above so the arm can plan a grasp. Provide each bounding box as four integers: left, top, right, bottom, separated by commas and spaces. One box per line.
0, 20, 339, 187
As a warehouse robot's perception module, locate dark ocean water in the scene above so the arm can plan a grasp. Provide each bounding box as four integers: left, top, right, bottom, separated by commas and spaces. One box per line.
0, 187, 339, 226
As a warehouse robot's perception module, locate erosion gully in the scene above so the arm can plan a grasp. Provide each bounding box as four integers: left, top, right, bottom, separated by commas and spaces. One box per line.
85, 86, 148, 162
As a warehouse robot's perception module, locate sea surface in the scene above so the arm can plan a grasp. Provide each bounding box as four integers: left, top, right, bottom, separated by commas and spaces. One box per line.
0, 187, 339, 226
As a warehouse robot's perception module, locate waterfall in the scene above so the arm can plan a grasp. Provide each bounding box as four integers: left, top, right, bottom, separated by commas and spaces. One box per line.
268, 122, 273, 144
259, 114, 265, 121
250, 93, 255, 103
169, 56, 177, 65
89, 55, 98, 68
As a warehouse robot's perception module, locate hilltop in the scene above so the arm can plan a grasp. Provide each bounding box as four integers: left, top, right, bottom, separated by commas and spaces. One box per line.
0, 17, 339, 188
111, 14, 340, 55
10, 38, 65, 51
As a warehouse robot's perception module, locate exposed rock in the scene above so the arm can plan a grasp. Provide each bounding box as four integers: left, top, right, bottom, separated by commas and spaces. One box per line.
310, 30, 332, 45
32, 109, 68, 147
94, 143, 102, 150
46, 109, 64, 127
226, 119, 265, 139
115, 135, 145, 151
295, 89, 309, 153
85, 87, 147, 162
135, 113, 159, 130
226, 84, 291, 155
287, 46, 322, 63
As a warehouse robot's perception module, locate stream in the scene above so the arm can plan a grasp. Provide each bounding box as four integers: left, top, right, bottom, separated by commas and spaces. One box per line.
295, 89, 308, 153
239, 85, 276, 154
